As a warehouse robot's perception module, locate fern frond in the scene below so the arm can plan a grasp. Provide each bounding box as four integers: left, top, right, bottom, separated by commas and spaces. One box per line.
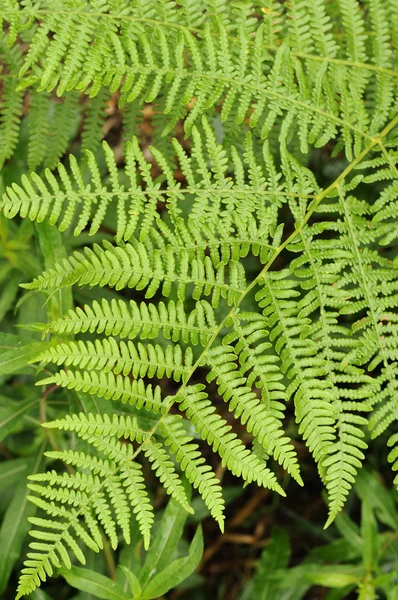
35, 338, 193, 382
43, 412, 144, 441
20, 405, 209, 591
159, 415, 225, 529
4, 4, 398, 596
43, 412, 198, 514
19, 443, 155, 594
323, 412, 368, 527
143, 441, 193, 513
287, 226, 375, 520
1, 130, 288, 244
32, 414, 157, 545
46, 298, 217, 345
39, 371, 166, 412
220, 316, 302, 483
387, 433, 398, 485
255, 270, 337, 471
0, 39, 24, 168
3, 3, 393, 156
28, 471, 118, 548
28, 91, 51, 172
176, 384, 285, 495
21, 240, 246, 308
119, 460, 154, 549
16, 500, 99, 598
154, 215, 276, 266
81, 88, 111, 154
44, 92, 79, 170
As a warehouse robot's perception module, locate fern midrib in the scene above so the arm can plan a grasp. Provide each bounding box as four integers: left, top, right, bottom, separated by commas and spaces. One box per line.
21, 113, 398, 590
4, 188, 318, 202
260, 276, 317, 413
5, 8, 398, 78
49, 314, 217, 338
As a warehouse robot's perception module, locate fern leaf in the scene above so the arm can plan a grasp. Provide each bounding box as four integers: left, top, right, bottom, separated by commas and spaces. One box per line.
0, 39, 24, 168
220, 317, 302, 483
35, 338, 193, 382
176, 384, 285, 495
120, 461, 154, 549
255, 271, 337, 472
46, 298, 217, 346
159, 415, 225, 529
2, 132, 287, 244
39, 372, 166, 412
21, 240, 246, 308
144, 440, 193, 513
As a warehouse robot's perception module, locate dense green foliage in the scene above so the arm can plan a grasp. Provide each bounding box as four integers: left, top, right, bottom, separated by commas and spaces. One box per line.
0, 0, 397, 598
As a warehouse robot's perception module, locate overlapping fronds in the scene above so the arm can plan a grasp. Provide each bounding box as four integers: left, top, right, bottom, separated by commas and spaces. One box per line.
2, 1, 398, 598
278, 142, 398, 523
1, 0, 398, 157
220, 314, 301, 482
0, 126, 289, 244
13, 117, 398, 596
175, 384, 285, 493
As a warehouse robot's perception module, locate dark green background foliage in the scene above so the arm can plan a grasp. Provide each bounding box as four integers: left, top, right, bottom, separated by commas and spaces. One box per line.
0, 0, 397, 598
